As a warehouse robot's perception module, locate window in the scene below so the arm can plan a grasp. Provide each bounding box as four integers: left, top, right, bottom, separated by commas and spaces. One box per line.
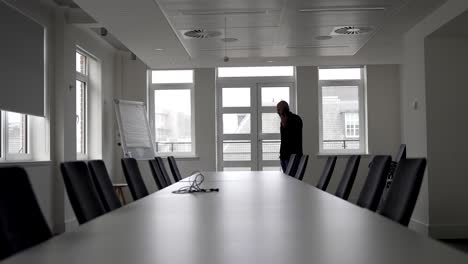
0, 111, 30, 161
150, 70, 195, 156
218, 66, 294, 78
318, 67, 367, 153
76, 50, 88, 159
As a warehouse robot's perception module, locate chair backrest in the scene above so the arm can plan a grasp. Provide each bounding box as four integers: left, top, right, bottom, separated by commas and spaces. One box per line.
335, 155, 361, 200
88, 160, 122, 212
60, 161, 106, 224
121, 158, 149, 200
356, 155, 392, 211
0, 167, 52, 260
379, 158, 426, 226
167, 156, 182, 182
155, 157, 172, 186
148, 159, 168, 189
316, 156, 337, 191
395, 144, 407, 163
284, 154, 299, 176
295, 155, 309, 181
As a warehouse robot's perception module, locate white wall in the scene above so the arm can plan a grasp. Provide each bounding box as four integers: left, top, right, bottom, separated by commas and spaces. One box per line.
425, 36, 468, 238
297, 65, 401, 203
401, 0, 468, 237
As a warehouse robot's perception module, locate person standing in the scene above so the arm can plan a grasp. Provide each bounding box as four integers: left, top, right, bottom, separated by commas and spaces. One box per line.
277, 101, 303, 173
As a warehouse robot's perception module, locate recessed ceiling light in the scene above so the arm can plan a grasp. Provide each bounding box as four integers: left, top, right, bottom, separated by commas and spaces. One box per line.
267, 60, 274, 63
154, 48, 165, 51
221, 37, 238, 43
299, 6, 386, 13
315, 36, 333, 40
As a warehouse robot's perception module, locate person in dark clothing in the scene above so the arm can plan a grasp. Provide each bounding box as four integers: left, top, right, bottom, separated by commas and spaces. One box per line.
277, 101, 303, 173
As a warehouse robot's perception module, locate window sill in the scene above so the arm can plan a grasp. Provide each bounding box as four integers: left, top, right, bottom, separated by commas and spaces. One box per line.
0, 160, 53, 167
316, 153, 371, 158
155, 154, 200, 160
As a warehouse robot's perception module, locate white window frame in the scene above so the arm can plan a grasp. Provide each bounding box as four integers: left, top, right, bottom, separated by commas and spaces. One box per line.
318, 66, 368, 155
148, 70, 196, 157
76, 49, 89, 160
0, 111, 31, 161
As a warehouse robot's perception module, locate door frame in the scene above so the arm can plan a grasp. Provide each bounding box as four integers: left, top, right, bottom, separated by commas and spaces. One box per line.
216, 76, 296, 171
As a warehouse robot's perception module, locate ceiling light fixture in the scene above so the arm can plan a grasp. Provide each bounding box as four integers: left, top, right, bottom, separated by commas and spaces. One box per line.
223, 16, 229, 62
299, 6, 386, 12
154, 48, 164, 51
181, 9, 279, 16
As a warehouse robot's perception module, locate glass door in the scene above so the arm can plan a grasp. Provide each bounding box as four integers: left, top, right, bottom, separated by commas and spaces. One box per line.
217, 81, 294, 171
257, 84, 294, 171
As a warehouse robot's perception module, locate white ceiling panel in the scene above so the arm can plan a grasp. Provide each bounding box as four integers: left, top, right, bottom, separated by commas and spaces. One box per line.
73, 0, 448, 67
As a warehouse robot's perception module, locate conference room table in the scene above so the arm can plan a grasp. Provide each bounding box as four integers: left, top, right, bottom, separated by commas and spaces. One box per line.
3, 171, 468, 263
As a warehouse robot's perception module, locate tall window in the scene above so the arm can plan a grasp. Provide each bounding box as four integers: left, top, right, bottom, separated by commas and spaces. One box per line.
318, 67, 367, 153
149, 70, 194, 155
0, 111, 30, 160
76, 51, 88, 158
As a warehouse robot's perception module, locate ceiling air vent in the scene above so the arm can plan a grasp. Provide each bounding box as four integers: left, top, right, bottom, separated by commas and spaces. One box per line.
183, 29, 222, 39
331, 26, 373, 35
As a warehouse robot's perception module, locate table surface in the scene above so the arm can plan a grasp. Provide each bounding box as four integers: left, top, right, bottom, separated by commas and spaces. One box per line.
3, 171, 468, 263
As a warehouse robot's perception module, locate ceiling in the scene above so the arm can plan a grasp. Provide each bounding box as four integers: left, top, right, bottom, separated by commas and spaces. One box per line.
430, 9, 468, 38
72, 0, 447, 68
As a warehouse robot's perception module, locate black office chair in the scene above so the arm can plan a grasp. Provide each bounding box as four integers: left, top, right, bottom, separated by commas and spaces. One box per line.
379, 158, 427, 226
60, 161, 106, 224
121, 158, 149, 200
168, 156, 182, 182
149, 159, 168, 189
284, 154, 299, 176
335, 155, 361, 200
88, 160, 122, 212
294, 155, 309, 181
0, 167, 52, 260
316, 156, 337, 191
356, 155, 392, 211
155, 157, 172, 186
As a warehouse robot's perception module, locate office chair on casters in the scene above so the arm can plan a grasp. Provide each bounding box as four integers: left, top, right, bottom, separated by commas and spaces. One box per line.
294, 155, 309, 181
168, 156, 182, 182
0, 167, 52, 260
335, 155, 361, 200
356, 155, 392, 211
284, 154, 300, 176
88, 160, 122, 212
149, 159, 169, 189
316, 156, 337, 191
378, 158, 426, 226
60, 161, 106, 224
121, 158, 149, 200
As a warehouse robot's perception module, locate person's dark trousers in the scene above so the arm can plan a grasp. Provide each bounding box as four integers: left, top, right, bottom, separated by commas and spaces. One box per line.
281, 159, 289, 173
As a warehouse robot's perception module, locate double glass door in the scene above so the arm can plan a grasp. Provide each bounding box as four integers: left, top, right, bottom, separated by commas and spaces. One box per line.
217, 80, 295, 171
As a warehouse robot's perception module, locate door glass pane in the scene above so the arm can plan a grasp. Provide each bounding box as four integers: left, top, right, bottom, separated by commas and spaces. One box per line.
152, 70, 193, 83
76, 52, 86, 74
223, 140, 251, 161
222, 88, 250, 107
218, 66, 294, 77
263, 167, 281, 171
322, 86, 360, 150
261, 87, 290, 106
223, 167, 251, 171
262, 140, 280, 161
76, 80, 86, 154
223, 113, 251, 134
262, 113, 280, 134
7, 112, 27, 154
319, 68, 361, 80
155, 89, 192, 153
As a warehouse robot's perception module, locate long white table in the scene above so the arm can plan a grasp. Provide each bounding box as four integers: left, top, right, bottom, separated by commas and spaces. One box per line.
3, 171, 468, 263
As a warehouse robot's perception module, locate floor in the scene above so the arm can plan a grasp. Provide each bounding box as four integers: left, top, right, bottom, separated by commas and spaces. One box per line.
441, 239, 468, 255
